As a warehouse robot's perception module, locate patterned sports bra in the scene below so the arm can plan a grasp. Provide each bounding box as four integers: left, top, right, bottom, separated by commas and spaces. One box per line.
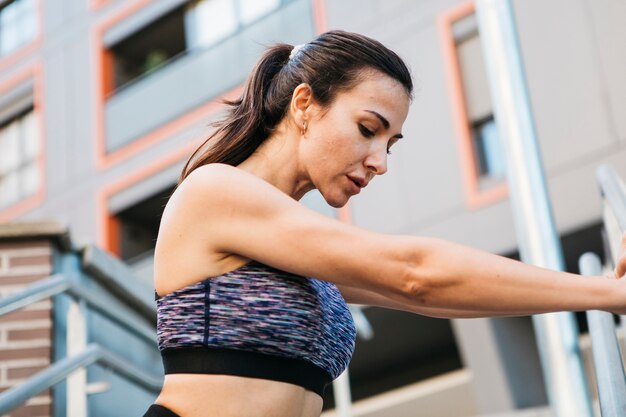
155, 261, 357, 396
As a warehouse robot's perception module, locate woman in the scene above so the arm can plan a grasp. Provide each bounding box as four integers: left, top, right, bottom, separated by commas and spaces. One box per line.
143, 30, 626, 417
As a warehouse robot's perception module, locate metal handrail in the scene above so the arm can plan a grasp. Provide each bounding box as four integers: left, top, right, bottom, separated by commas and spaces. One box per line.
597, 165, 626, 233
0, 274, 156, 344
0, 234, 160, 415
0, 343, 161, 414
0, 274, 70, 316
583, 164, 626, 416
581, 253, 626, 417
82, 244, 156, 321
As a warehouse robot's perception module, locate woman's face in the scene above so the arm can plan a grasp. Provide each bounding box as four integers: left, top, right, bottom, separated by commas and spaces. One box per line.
300, 72, 410, 208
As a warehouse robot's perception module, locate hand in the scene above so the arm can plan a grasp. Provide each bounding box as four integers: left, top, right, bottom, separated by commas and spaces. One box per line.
615, 231, 626, 279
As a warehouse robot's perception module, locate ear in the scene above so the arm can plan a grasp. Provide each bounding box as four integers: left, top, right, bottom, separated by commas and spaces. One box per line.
289, 83, 314, 127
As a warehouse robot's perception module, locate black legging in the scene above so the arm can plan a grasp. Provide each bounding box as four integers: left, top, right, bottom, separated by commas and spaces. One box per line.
142, 404, 181, 417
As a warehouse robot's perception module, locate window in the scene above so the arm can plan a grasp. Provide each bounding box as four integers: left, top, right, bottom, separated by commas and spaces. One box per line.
115, 186, 174, 262
472, 115, 505, 179
454, 16, 506, 188
0, 108, 40, 209
109, 0, 284, 93
110, 7, 187, 90
0, 0, 37, 57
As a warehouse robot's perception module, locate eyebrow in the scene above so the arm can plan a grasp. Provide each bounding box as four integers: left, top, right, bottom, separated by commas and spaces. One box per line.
364, 110, 403, 139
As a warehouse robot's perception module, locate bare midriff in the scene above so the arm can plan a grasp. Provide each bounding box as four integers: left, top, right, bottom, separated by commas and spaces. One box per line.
155, 374, 324, 417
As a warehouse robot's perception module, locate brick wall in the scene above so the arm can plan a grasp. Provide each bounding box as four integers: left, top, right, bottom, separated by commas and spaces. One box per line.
0, 239, 53, 417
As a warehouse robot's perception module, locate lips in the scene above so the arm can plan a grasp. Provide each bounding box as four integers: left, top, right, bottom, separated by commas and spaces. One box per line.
347, 175, 367, 192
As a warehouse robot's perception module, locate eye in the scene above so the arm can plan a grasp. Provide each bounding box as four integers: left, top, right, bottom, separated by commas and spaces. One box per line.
358, 124, 375, 138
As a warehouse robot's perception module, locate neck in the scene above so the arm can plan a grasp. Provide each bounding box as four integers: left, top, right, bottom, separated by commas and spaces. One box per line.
237, 126, 313, 200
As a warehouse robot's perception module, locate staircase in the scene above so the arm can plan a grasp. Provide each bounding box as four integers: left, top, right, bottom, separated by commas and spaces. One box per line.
0, 221, 161, 417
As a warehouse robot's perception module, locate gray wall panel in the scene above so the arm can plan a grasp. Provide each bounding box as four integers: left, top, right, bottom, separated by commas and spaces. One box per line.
70, 35, 97, 179
585, 0, 626, 143
43, 47, 71, 195
513, 0, 616, 171
42, 0, 67, 36
398, 27, 469, 229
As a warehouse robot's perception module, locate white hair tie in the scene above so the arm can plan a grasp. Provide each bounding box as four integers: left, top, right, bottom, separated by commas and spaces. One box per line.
289, 43, 305, 60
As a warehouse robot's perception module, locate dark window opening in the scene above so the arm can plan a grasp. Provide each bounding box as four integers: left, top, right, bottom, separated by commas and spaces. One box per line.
107, 0, 287, 94
471, 114, 505, 180
116, 186, 175, 263
110, 6, 188, 91
322, 308, 462, 410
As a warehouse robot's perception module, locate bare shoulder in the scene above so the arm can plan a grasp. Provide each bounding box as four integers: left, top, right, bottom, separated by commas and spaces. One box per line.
170, 163, 298, 216
153, 164, 264, 294
154, 164, 304, 294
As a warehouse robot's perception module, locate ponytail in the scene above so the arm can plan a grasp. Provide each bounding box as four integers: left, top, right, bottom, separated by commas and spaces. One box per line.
179, 43, 292, 184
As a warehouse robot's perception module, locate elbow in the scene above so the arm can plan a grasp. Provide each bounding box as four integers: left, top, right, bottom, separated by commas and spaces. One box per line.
398, 263, 432, 307
387, 236, 447, 307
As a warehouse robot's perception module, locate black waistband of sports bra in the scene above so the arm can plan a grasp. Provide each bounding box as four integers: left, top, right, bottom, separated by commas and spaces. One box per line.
161, 347, 332, 397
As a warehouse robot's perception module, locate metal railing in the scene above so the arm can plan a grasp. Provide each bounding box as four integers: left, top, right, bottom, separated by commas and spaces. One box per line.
0, 344, 161, 415
581, 164, 626, 417
0, 273, 156, 344
0, 244, 161, 414
597, 165, 626, 233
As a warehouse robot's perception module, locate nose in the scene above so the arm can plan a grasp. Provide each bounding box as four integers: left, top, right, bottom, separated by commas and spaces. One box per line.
364, 148, 388, 176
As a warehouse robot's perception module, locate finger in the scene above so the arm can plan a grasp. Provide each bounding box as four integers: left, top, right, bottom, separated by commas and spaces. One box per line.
616, 232, 626, 278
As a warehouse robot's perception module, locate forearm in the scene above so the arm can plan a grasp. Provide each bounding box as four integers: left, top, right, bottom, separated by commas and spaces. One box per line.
341, 281, 540, 319
406, 237, 621, 315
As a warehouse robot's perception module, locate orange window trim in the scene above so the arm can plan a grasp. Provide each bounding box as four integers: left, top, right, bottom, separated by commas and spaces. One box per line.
90, 0, 112, 11
438, 1, 508, 209
101, 48, 115, 98
105, 214, 121, 257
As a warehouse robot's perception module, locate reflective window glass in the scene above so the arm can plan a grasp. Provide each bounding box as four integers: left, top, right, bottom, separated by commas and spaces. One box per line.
0, 0, 37, 57
0, 108, 40, 209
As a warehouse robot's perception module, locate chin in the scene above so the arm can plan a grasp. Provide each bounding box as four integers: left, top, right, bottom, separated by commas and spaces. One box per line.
324, 193, 350, 208
328, 200, 347, 209
316, 184, 352, 208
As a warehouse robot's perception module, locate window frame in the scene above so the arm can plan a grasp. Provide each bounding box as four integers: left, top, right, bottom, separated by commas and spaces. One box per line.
438, 1, 508, 209
0, 63, 46, 222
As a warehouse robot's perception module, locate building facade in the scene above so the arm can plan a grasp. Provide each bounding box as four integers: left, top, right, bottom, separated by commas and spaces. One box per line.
0, 0, 625, 415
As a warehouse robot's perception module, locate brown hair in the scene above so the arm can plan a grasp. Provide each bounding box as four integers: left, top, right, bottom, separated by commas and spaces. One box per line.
178, 30, 413, 184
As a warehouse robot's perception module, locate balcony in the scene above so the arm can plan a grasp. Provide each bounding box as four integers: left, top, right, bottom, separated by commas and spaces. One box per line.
104, 0, 315, 152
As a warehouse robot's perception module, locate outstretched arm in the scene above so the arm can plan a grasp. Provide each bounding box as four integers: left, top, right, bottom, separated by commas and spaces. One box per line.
338, 232, 626, 318
171, 164, 626, 317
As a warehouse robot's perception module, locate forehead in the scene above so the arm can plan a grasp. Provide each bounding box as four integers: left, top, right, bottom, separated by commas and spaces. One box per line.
334, 72, 410, 125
